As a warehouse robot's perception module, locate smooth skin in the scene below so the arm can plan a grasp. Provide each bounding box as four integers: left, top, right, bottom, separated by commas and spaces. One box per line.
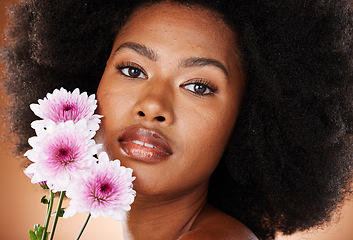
96, 2, 257, 240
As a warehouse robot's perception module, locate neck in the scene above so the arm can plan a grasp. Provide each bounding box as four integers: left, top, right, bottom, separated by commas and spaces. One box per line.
123, 183, 208, 240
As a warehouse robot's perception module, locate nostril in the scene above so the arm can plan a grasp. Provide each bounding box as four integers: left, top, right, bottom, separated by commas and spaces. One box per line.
137, 111, 166, 122
156, 116, 165, 122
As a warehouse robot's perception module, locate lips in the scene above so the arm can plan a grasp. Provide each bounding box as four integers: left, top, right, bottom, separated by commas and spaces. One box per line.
118, 127, 173, 162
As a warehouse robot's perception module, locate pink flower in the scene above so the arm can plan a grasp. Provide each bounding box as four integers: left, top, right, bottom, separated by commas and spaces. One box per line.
24, 120, 98, 192
30, 88, 102, 131
64, 152, 136, 221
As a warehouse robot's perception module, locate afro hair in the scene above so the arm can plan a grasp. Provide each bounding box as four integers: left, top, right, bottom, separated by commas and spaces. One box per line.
1, 0, 353, 239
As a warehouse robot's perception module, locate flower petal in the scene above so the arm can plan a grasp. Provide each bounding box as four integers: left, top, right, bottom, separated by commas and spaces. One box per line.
64, 152, 136, 220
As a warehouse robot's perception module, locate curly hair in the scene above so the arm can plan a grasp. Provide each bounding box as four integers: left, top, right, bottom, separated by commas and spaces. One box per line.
1, 0, 353, 239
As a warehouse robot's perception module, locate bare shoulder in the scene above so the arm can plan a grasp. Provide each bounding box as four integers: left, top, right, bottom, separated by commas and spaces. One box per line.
178, 204, 258, 240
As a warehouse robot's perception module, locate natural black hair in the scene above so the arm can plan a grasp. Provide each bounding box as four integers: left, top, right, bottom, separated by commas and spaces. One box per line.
1, 0, 353, 239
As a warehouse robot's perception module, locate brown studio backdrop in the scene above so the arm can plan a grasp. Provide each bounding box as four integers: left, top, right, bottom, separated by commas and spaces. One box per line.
0, 1, 352, 240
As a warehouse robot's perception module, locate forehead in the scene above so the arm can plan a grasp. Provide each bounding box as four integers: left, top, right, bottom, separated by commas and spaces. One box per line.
114, 2, 239, 61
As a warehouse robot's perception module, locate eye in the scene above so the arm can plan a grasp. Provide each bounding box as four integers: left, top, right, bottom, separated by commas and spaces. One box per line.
116, 62, 147, 79
121, 67, 146, 78
181, 79, 218, 96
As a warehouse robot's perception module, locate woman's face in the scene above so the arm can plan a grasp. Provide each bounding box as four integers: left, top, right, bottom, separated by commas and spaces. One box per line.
96, 2, 245, 197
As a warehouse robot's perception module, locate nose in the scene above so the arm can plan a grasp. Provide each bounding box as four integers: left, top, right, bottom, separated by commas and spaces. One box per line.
132, 80, 174, 126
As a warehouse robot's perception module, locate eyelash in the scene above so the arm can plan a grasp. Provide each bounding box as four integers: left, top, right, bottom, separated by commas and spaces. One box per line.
181, 79, 218, 96
115, 61, 147, 79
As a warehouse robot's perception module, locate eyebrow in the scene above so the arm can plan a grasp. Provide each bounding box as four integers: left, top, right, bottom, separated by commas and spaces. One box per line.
179, 57, 229, 77
115, 42, 158, 61
115, 42, 229, 77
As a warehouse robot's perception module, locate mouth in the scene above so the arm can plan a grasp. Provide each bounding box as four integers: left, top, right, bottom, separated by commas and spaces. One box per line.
118, 127, 173, 162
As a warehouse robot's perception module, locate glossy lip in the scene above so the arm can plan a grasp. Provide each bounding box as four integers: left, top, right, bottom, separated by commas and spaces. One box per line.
118, 127, 173, 162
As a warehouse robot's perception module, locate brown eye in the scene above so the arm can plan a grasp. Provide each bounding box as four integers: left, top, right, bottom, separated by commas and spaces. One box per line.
128, 68, 142, 78
121, 67, 146, 79
193, 84, 208, 94
182, 82, 213, 95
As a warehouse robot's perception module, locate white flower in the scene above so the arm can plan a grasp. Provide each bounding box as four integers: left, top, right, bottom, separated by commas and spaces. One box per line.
30, 88, 102, 131
64, 152, 136, 221
24, 121, 98, 192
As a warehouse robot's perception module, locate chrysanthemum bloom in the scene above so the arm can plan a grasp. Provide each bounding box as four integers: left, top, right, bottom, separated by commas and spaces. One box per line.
24, 120, 98, 192
30, 88, 102, 131
64, 152, 136, 221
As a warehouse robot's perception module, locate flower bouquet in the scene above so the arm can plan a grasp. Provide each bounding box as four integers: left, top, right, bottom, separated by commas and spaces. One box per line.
23, 88, 136, 240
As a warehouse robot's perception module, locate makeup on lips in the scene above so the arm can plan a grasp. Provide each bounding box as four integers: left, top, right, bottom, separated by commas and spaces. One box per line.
118, 127, 173, 162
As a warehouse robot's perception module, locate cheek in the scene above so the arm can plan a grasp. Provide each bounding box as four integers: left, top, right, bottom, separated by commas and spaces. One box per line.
96, 70, 137, 121
179, 104, 237, 173
95, 81, 134, 149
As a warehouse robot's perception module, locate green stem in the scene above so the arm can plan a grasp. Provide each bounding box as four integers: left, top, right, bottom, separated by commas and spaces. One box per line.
75, 213, 91, 240
49, 191, 65, 240
41, 191, 55, 240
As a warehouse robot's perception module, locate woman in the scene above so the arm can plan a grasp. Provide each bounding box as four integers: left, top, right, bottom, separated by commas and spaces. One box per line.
1, 0, 353, 239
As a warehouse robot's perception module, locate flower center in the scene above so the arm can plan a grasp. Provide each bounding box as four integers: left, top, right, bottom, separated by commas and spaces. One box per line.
56, 147, 74, 165
100, 183, 111, 193
62, 103, 76, 112
92, 181, 115, 203
63, 105, 72, 111
59, 149, 68, 156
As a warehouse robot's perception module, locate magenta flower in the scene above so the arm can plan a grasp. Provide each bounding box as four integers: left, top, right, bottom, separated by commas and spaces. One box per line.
30, 88, 102, 131
64, 152, 136, 221
24, 120, 98, 192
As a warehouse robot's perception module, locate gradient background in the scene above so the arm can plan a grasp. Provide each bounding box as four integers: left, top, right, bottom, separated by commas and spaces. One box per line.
0, 1, 352, 239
